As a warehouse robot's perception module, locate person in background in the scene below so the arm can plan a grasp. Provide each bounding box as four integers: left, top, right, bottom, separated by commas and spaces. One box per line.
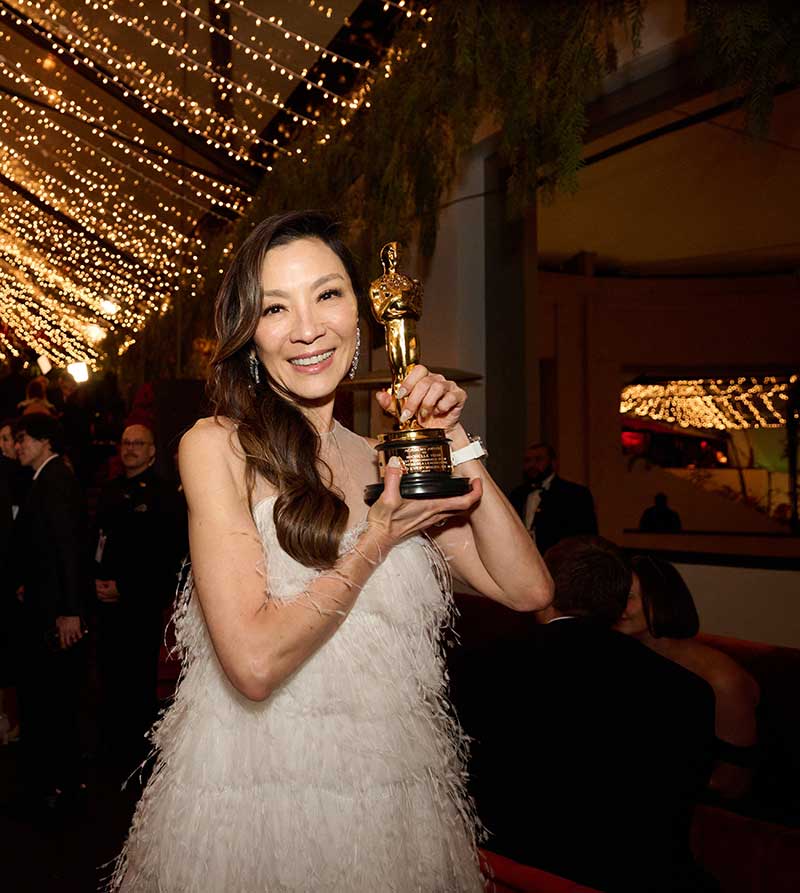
460, 537, 716, 892
0, 417, 27, 746
508, 442, 597, 554
0, 357, 29, 420
0, 418, 16, 460
94, 424, 187, 770
11, 413, 89, 816
639, 492, 683, 533
616, 556, 760, 799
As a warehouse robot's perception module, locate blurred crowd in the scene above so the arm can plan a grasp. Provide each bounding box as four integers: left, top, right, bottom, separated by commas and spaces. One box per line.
0, 359, 187, 821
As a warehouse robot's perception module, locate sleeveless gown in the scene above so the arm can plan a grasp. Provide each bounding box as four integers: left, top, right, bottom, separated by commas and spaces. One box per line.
109, 489, 485, 891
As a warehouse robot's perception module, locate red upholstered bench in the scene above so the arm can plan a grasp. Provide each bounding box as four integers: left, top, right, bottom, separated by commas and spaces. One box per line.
480, 850, 600, 893
691, 804, 800, 893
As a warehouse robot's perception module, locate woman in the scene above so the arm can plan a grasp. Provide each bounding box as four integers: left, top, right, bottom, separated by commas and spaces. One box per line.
616, 556, 760, 799
110, 211, 552, 892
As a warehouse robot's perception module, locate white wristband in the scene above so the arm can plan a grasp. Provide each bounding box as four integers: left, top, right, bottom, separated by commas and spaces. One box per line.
451, 439, 487, 467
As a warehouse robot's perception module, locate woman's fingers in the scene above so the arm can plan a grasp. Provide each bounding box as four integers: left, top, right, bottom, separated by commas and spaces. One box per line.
375, 389, 393, 412
381, 457, 404, 504
400, 372, 446, 421
397, 365, 429, 397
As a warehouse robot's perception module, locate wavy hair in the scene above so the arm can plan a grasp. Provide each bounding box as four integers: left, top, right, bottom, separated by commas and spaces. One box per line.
209, 210, 364, 569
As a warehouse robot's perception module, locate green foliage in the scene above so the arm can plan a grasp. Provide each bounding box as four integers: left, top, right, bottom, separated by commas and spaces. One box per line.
194, 1, 646, 302
687, 0, 800, 136
139, 0, 795, 378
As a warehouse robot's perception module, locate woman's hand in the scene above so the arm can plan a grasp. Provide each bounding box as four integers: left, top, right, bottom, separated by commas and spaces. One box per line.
367, 458, 482, 547
375, 365, 466, 432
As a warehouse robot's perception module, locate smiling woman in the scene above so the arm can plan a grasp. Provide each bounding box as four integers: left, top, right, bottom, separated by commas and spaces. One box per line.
108, 210, 552, 893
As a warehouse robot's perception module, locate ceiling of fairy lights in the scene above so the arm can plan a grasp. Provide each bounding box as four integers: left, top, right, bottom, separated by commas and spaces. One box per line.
0, 0, 411, 367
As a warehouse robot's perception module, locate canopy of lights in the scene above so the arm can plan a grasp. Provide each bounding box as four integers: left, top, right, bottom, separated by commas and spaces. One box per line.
0, 0, 423, 368
620, 376, 799, 431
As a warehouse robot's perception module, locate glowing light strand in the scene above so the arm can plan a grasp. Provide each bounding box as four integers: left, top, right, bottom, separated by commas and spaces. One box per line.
620, 378, 792, 430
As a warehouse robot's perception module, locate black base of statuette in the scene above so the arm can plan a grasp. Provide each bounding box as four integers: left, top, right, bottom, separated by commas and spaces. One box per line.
364, 472, 471, 506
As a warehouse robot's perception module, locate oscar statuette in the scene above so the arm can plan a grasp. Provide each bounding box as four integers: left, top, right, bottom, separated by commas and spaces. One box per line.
364, 242, 472, 505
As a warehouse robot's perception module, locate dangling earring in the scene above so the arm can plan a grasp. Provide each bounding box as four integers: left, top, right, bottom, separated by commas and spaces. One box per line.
248, 350, 261, 385
348, 327, 361, 380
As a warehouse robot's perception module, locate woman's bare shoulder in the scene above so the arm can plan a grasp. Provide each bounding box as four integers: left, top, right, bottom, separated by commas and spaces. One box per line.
179, 416, 246, 488
682, 639, 760, 703
181, 416, 241, 453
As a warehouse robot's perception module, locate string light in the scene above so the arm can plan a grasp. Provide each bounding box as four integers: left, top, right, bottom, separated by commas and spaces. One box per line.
215, 0, 368, 70
0, 0, 422, 363
0, 54, 250, 212
620, 377, 792, 430
162, 0, 359, 107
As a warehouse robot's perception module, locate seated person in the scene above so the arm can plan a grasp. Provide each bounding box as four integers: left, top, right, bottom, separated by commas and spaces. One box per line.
616, 556, 760, 800
457, 537, 717, 893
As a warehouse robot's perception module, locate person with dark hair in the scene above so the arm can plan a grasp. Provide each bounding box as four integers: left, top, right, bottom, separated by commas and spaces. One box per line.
109, 210, 552, 891
616, 556, 760, 799
639, 492, 682, 533
94, 424, 187, 772
0, 416, 28, 746
458, 536, 717, 893
508, 441, 597, 554
10, 412, 90, 815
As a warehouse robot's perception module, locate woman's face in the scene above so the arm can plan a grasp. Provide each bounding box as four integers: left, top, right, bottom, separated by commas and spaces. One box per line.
614, 573, 649, 637
253, 237, 358, 405
0, 425, 15, 460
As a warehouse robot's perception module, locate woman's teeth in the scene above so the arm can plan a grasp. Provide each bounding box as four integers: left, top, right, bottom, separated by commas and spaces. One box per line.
290, 349, 334, 367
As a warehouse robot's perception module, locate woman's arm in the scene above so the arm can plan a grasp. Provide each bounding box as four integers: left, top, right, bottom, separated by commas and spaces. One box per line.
180, 418, 480, 701
435, 423, 552, 611
376, 369, 553, 612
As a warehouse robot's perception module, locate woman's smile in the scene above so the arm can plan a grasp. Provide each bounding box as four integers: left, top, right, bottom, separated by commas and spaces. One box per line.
288, 348, 336, 372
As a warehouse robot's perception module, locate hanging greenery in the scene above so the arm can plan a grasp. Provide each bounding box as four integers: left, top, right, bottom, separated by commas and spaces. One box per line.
131, 0, 797, 379
159, 0, 647, 373
686, 0, 800, 136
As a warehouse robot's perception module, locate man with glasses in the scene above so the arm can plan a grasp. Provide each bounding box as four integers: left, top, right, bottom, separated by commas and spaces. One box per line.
94, 424, 186, 772
11, 412, 89, 815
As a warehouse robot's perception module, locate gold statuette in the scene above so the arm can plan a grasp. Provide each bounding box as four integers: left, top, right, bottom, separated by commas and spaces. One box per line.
364, 242, 471, 504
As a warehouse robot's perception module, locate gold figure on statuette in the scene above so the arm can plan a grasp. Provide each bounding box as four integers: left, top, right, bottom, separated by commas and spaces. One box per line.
369, 241, 423, 428
363, 241, 471, 505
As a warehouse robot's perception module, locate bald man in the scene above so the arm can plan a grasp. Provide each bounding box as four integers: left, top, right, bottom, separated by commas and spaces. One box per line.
94, 424, 186, 771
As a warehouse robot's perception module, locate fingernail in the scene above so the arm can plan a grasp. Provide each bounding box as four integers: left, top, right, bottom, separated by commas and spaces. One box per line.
396, 387, 407, 398
387, 456, 402, 468
399, 410, 412, 423
418, 407, 428, 420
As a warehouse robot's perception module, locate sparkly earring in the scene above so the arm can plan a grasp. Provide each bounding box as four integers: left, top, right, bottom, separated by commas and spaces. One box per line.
348, 327, 361, 380
248, 350, 261, 385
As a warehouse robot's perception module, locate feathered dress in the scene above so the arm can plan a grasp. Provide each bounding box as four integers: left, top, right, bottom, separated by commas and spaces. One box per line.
108, 490, 485, 891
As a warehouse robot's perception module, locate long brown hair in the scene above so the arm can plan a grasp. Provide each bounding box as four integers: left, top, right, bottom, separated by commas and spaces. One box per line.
209, 211, 364, 569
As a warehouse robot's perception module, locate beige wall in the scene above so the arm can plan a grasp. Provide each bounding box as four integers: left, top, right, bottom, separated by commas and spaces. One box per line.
678, 563, 800, 648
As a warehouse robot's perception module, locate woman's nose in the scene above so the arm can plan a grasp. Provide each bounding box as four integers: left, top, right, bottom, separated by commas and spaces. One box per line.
290, 305, 325, 343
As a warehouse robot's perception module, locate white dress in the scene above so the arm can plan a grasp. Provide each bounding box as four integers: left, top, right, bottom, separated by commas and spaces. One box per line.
109, 436, 484, 892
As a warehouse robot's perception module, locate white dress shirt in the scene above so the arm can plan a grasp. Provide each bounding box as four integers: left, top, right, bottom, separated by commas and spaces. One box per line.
32, 452, 59, 481
523, 472, 555, 530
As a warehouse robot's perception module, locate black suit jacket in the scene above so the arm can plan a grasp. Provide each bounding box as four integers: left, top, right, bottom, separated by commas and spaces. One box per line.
457, 619, 715, 893
94, 466, 187, 617
509, 475, 598, 554
13, 456, 89, 633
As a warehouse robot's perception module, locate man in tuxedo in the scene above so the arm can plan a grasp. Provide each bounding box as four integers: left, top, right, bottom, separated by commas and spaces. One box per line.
94, 423, 187, 769
12, 413, 89, 813
460, 537, 716, 892
508, 442, 597, 554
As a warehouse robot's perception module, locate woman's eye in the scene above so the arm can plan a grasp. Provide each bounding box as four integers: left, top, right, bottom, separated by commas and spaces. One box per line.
262, 304, 283, 316
318, 288, 342, 301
